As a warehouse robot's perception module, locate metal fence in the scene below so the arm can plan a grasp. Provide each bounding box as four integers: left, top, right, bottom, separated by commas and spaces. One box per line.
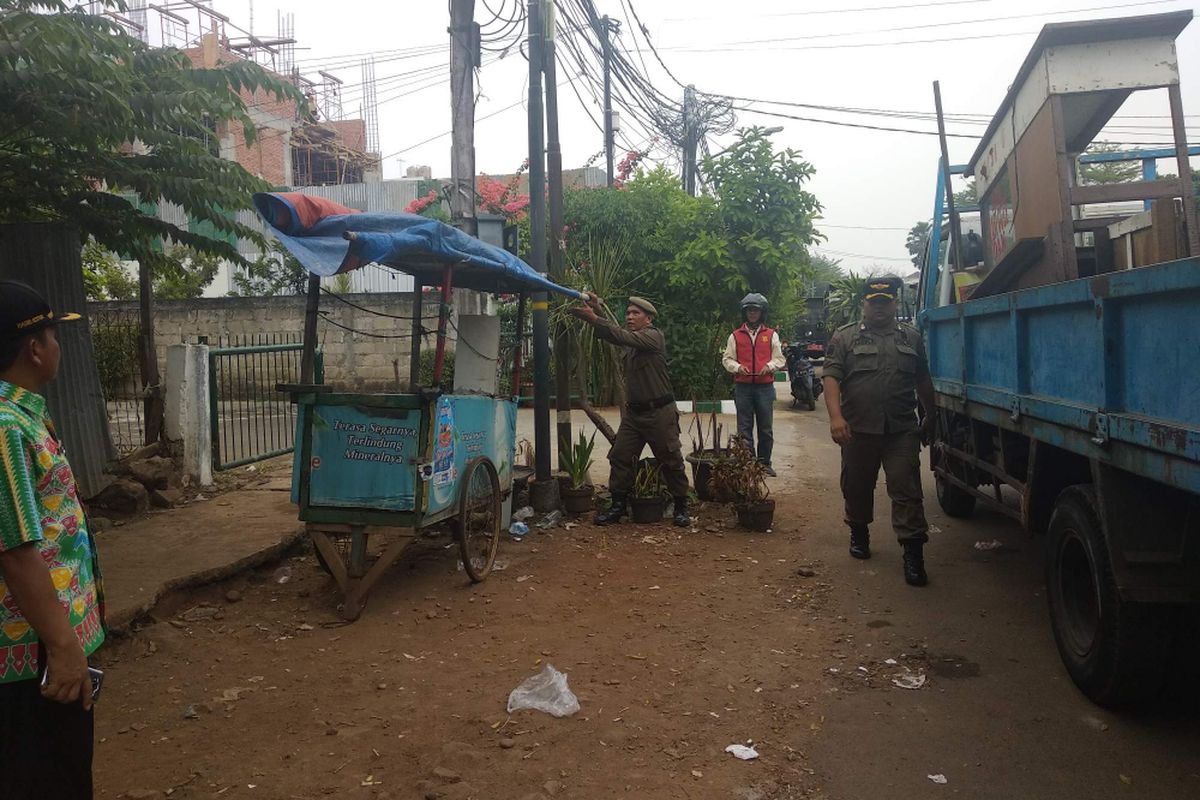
89, 309, 147, 456
208, 334, 320, 470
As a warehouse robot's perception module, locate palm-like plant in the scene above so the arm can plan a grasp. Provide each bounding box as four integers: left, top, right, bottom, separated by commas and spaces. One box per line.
825, 272, 870, 331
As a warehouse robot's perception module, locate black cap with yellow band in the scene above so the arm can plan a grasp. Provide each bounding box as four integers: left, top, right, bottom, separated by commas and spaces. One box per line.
1, 280, 82, 342
862, 275, 902, 302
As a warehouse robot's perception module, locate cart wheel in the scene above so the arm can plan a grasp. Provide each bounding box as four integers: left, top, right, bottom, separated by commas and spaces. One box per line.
458, 457, 501, 583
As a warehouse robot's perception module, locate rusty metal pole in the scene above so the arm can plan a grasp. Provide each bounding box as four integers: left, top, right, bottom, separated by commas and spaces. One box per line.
545, 6, 572, 467
933, 81, 963, 273
1168, 84, 1200, 257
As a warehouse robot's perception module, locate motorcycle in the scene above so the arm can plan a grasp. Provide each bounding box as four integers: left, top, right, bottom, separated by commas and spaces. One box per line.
783, 342, 822, 411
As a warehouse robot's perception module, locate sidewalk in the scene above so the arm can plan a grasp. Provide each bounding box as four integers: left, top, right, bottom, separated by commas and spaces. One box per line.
98, 474, 302, 632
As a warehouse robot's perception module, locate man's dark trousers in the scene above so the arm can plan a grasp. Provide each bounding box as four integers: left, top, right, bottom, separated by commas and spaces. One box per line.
0, 668, 94, 799
733, 383, 775, 466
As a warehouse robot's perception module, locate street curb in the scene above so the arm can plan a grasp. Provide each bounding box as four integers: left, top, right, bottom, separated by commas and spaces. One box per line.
105, 526, 306, 635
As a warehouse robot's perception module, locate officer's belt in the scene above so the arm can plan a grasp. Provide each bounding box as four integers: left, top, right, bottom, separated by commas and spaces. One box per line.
626, 394, 675, 414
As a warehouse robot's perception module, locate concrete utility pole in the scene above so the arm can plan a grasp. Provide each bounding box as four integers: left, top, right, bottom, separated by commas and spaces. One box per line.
682, 85, 697, 196
543, 6, 572, 465
449, 0, 478, 237
527, 0, 555, 505
600, 15, 616, 187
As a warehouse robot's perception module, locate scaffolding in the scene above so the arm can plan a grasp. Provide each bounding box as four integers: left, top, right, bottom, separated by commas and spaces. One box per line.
361, 56, 381, 156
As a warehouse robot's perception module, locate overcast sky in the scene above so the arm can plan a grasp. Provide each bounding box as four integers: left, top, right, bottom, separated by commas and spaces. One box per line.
205, 0, 1200, 274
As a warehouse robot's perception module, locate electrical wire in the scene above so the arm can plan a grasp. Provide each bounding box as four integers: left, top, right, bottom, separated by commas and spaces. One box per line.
666, 0, 995, 20
320, 286, 423, 321
319, 311, 429, 340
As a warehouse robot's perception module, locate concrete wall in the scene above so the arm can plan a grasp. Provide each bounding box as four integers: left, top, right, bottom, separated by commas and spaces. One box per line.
88, 292, 450, 393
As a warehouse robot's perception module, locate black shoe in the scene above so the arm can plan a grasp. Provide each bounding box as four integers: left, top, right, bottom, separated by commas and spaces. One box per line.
764, 466, 777, 477
902, 542, 928, 586
849, 525, 871, 559
595, 495, 627, 526
672, 497, 690, 528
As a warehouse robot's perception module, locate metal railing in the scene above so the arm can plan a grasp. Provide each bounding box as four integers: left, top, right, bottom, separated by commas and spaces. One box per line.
208, 341, 322, 471
89, 309, 146, 455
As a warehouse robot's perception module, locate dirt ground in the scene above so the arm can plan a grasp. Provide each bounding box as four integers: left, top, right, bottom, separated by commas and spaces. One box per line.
91, 406, 1200, 800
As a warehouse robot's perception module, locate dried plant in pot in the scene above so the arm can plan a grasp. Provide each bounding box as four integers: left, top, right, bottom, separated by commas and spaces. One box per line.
709, 439, 775, 531
629, 460, 669, 524
686, 411, 727, 501
558, 430, 597, 514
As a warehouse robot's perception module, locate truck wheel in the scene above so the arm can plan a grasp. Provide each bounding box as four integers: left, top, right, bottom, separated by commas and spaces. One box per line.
1046, 486, 1175, 707
935, 472, 976, 518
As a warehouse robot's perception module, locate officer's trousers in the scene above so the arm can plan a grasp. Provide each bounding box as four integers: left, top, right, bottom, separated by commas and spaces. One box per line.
840, 430, 929, 543
607, 405, 690, 498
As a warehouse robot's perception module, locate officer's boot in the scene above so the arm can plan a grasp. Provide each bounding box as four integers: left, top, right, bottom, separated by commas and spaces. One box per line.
902, 541, 928, 586
672, 496, 690, 528
595, 494, 627, 526
848, 524, 871, 559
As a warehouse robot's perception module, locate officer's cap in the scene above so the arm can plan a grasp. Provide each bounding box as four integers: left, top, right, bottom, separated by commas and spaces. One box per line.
862, 275, 902, 302
628, 297, 657, 317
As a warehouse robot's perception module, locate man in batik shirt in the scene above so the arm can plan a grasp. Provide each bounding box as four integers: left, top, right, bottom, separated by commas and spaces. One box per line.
0, 280, 105, 799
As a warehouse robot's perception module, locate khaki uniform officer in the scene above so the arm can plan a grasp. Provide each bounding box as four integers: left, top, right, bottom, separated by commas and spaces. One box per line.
570, 295, 690, 527
822, 275, 936, 586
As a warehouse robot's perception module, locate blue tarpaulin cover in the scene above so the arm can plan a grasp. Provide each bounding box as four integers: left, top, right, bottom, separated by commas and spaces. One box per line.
253, 191, 580, 297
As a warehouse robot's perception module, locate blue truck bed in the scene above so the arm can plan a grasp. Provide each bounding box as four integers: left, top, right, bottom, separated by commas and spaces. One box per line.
922, 256, 1200, 497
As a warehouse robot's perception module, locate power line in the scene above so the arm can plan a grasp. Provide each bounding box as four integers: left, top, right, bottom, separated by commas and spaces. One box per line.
815, 246, 912, 262
669, 0, 1182, 48
732, 104, 980, 138
666, 0, 994, 20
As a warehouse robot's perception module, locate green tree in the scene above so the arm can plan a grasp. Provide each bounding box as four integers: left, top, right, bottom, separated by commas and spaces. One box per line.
230, 245, 309, 297
953, 179, 978, 207
801, 252, 843, 294
557, 129, 825, 400
1079, 143, 1141, 185
701, 126, 824, 298
0, 1, 306, 272
906, 221, 931, 268
152, 245, 221, 299
81, 240, 137, 301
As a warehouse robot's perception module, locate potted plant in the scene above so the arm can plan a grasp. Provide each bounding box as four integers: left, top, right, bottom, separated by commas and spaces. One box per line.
686, 411, 727, 502
629, 460, 669, 523
708, 439, 775, 530
558, 430, 598, 514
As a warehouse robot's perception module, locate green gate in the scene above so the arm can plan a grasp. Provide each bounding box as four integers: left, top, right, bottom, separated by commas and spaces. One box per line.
209, 343, 323, 471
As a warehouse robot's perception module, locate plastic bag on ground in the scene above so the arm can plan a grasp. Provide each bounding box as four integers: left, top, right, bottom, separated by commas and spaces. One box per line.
513, 506, 535, 521
506, 663, 580, 717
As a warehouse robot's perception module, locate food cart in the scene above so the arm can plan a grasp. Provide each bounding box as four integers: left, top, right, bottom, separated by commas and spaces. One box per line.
254, 192, 579, 620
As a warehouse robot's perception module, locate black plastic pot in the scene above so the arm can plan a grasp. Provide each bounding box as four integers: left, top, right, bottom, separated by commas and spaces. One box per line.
561, 484, 595, 514
630, 496, 668, 524
735, 499, 776, 532
686, 451, 721, 501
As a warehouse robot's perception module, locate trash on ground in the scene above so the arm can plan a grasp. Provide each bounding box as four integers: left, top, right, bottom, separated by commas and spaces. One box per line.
928, 774, 948, 785
273, 566, 292, 584
536, 510, 563, 529
884, 658, 899, 666
506, 663, 580, 718
513, 506, 535, 521
974, 540, 1004, 551
892, 669, 927, 690
509, 521, 530, 540
725, 744, 759, 761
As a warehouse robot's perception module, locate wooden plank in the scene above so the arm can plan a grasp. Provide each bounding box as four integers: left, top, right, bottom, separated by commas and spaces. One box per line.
972, 237, 1046, 299
1070, 179, 1184, 206
1169, 84, 1200, 257
1073, 215, 1130, 232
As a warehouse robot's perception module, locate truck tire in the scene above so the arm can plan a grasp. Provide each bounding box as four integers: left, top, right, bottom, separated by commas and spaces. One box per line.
935, 472, 976, 518
1045, 486, 1175, 707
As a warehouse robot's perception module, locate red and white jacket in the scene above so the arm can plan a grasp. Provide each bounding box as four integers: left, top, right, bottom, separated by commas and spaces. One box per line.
723, 324, 786, 385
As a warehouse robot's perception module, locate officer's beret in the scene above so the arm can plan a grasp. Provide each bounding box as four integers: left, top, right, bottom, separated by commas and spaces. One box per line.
628, 297, 657, 316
